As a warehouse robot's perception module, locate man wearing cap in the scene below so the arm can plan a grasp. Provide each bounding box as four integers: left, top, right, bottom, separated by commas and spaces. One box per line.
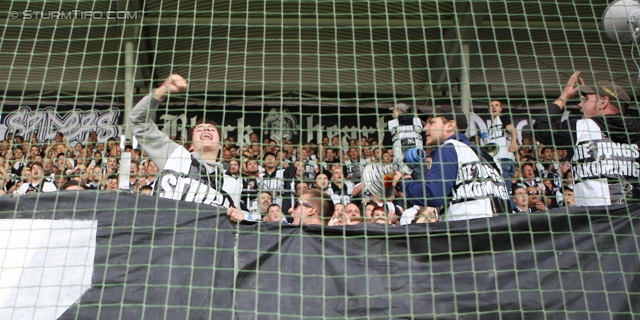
369, 105, 511, 221
534, 71, 640, 206
385, 103, 424, 173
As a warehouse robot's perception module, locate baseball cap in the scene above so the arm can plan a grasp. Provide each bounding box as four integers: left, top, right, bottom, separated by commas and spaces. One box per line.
580, 80, 631, 114
389, 103, 410, 112
429, 105, 468, 130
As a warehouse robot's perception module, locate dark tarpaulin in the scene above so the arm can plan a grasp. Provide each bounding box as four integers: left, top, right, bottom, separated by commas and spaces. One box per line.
234, 205, 640, 319
1, 192, 640, 319
0, 192, 237, 320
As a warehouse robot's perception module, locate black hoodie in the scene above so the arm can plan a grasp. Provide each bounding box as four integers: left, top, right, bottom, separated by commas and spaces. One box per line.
534, 103, 640, 203
535, 104, 640, 150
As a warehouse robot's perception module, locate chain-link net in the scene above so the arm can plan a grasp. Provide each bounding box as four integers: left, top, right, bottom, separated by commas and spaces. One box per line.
1, 0, 639, 318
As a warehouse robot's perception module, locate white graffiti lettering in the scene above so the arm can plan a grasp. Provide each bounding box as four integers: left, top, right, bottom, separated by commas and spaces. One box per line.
0, 106, 120, 143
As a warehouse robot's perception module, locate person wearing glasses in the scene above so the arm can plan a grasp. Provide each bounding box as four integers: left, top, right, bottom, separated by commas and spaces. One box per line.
526, 185, 546, 212
227, 189, 334, 225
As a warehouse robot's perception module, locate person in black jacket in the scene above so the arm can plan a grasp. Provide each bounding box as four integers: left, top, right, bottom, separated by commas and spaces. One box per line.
534, 71, 640, 206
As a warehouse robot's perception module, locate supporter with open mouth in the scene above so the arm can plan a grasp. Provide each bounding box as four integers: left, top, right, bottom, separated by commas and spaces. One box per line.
129, 74, 241, 209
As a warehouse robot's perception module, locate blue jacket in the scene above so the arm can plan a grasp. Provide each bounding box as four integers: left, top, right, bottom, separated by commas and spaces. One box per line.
402, 134, 480, 208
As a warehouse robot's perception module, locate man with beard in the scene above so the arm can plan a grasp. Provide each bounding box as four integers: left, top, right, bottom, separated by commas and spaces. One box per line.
253, 192, 273, 221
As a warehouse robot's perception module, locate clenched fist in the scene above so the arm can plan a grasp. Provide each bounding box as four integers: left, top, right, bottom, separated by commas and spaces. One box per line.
227, 207, 246, 224
153, 74, 188, 100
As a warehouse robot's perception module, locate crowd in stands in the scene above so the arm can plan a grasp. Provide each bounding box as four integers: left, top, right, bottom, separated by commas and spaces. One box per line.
10, 71, 633, 226
0, 108, 576, 224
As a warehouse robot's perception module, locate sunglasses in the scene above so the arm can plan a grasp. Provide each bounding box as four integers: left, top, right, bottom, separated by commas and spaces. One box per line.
527, 191, 541, 195
294, 200, 315, 210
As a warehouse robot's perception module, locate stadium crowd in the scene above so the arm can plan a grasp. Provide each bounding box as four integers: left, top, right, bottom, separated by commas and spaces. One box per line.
1, 71, 636, 226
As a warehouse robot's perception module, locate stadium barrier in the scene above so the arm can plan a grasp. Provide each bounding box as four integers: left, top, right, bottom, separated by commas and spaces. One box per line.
1, 192, 638, 318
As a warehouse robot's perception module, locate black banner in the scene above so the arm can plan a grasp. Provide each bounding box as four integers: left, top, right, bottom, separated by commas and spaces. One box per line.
235, 207, 640, 318
0, 102, 546, 145
1, 192, 638, 318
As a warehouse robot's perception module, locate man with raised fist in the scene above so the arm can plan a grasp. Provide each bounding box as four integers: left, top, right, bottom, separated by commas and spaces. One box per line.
130, 74, 241, 208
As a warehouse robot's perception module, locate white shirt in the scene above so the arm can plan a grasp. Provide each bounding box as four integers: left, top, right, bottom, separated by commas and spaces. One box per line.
16, 180, 58, 194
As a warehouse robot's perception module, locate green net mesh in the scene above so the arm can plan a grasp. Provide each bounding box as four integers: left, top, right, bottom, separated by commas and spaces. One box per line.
1, 0, 639, 318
